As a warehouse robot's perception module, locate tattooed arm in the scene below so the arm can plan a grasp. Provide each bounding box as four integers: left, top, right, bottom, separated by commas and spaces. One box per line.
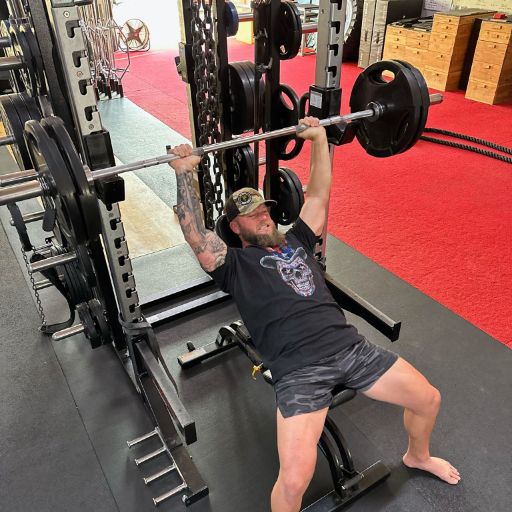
169, 144, 227, 272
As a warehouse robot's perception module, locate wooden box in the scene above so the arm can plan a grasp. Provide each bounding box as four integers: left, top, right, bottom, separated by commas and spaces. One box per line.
426, 47, 468, 73
465, 20, 512, 104
426, 9, 496, 91
406, 30, 431, 50
465, 79, 512, 105
404, 46, 428, 69
469, 59, 512, 84
473, 39, 511, 66
382, 42, 405, 60
423, 67, 461, 91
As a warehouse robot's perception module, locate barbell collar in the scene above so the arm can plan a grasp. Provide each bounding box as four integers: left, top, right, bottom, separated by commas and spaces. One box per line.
429, 93, 443, 105
0, 134, 15, 146
52, 323, 85, 341
28, 252, 77, 274
0, 170, 38, 187
0, 55, 25, 71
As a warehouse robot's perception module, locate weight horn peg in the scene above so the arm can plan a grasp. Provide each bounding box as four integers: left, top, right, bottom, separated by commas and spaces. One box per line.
0, 91, 443, 208
52, 323, 85, 341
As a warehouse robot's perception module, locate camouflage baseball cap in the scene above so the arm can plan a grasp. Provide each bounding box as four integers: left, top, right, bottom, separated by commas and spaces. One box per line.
225, 187, 277, 222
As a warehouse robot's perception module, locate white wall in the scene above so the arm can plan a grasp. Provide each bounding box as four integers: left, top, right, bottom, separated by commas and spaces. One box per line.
422, 0, 512, 15
113, 0, 181, 49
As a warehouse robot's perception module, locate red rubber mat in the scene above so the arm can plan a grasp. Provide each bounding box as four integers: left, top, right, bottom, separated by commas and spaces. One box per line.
117, 43, 512, 347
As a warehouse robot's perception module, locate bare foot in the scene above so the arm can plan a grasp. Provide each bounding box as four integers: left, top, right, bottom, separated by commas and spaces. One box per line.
403, 454, 461, 484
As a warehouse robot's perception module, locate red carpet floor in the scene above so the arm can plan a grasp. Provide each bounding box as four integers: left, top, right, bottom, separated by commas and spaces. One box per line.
116, 43, 512, 347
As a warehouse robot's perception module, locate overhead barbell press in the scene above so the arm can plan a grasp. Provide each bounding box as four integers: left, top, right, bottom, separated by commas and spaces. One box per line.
0, 60, 442, 344
0, 92, 443, 208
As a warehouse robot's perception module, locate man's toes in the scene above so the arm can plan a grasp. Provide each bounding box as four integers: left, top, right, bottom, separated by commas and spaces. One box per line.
448, 471, 461, 484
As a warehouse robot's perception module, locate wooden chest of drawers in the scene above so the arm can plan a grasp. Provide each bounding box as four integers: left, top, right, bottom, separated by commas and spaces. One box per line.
424, 9, 495, 91
382, 25, 430, 73
466, 20, 512, 105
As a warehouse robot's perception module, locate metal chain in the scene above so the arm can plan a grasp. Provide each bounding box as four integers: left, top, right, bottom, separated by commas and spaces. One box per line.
21, 246, 47, 329
190, 0, 224, 229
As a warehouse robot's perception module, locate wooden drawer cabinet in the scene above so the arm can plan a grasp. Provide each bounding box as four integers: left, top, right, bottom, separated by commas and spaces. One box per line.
465, 20, 512, 104
479, 28, 512, 45
428, 33, 458, 53
387, 33, 406, 45
470, 60, 512, 84
383, 43, 405, 60
423, 67, 461, 91
386, 26, 408, 38
427, 48, 466, 74
481, 20, 512, 37
474, 40, 510, 65
466, 79, 512, 104
404, 47, 427, 68
433, 21, 461, 35
406, 32, 431, 50
406, 30, 430, 42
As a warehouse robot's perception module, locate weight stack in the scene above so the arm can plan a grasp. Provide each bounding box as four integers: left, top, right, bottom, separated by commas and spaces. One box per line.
367, 0, 423, 67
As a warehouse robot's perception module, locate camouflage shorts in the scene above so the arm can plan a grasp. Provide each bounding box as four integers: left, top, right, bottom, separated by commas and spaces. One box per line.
274, 337, 398, 418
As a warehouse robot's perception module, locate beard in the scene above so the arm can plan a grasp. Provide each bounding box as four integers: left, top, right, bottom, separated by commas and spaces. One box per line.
239, 223, 286, 247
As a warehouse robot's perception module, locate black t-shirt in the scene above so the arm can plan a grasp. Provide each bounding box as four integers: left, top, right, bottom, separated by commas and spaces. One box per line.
208, 218, 362, 382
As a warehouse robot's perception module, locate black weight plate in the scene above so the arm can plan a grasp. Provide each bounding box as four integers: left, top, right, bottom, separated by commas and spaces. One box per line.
225, 1, 239, 37
10, 23, 37, 97
239, 60, 265, 127
75, 244, 97, 288
271, 84, 305, 160
9, 92, 33, 130
42, 116, 102, 241
350, 60, 425, 157
276, 0, 302, 60
88, 298, 110, 343
77, 301, 102, 348
228, 61, 255, 134
19, 91, 42, 121
391, 60, 430, 152
226, 145, 257, 189
24, 120, 88, 245
20, 23, 45, 96
278, 167, 304, 225
281, 167, 304, 206
0, 94, 31, 169
264, 167, 303, 225
62, 259, 92, 305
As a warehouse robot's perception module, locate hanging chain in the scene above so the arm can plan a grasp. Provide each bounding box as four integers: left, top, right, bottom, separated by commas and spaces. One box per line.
21, 247, 47, 329
190, 0, 224, 229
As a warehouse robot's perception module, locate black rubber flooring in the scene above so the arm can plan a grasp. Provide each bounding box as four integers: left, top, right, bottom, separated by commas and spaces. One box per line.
2, 211, 511, 511
1, 108, 511, 511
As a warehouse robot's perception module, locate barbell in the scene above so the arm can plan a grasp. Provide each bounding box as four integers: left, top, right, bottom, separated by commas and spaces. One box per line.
0, 86, 442, 209
0, 60, 443, 346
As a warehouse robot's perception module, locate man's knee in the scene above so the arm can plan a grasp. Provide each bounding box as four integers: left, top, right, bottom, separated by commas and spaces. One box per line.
278, 465, 315, 501
418, 384, 441, 415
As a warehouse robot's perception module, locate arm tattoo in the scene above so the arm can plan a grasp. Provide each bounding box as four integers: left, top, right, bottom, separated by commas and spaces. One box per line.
175, 171, 226, 270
